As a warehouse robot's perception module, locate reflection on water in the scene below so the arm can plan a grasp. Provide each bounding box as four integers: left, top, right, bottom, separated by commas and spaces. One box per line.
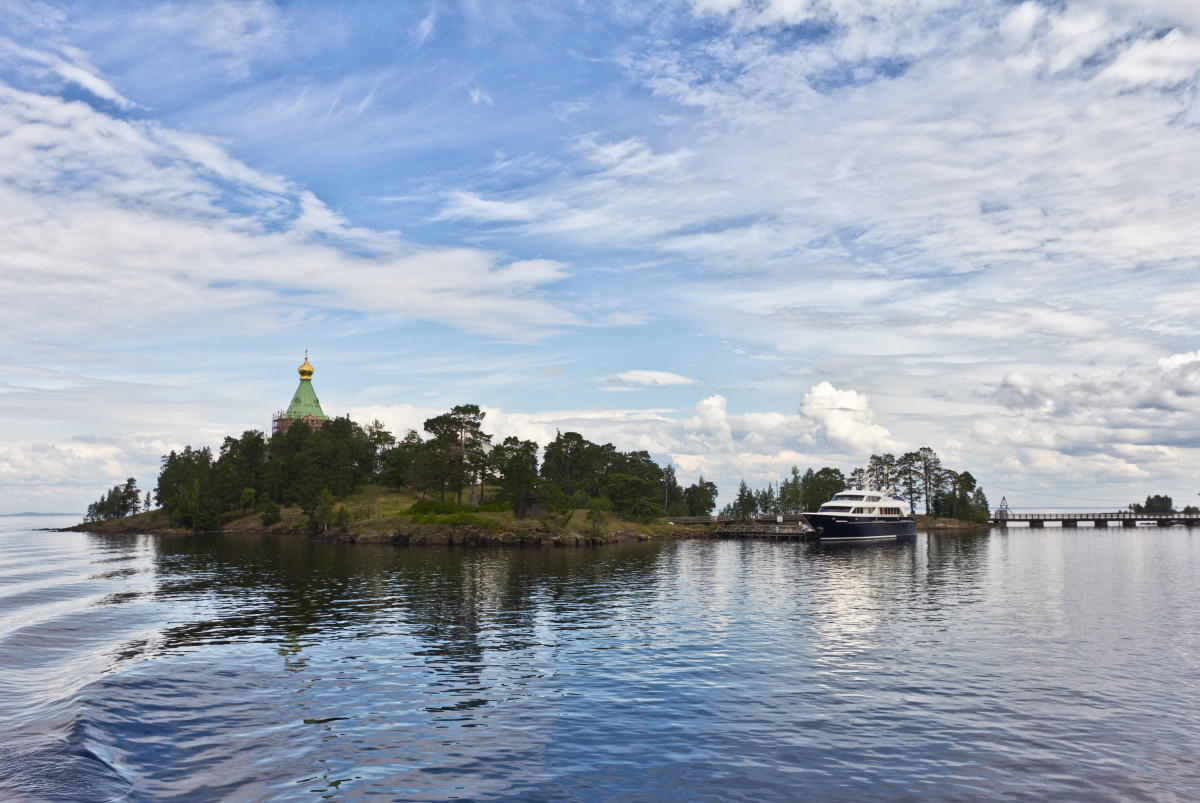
2, 520, 1199, 800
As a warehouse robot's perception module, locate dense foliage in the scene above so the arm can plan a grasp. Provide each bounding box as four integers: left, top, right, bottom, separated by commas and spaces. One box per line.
720, 448, 990, 524
149, 405, 716, 530
383, 423, 718, 523
155, 416, 387, 531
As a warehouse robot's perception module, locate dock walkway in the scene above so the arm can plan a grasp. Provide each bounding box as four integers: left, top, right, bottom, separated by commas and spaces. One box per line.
991, 511, 1200, 527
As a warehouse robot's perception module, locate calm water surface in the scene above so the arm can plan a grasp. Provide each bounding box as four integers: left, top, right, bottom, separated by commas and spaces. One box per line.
2, 515, 1199, 801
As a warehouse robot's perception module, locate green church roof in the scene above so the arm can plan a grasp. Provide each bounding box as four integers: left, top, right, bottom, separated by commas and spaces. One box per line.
281, 352, 329, 421
283, 378, 328, 421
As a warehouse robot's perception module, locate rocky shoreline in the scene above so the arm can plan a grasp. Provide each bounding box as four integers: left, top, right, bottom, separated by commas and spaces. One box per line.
64, 512, 713, 546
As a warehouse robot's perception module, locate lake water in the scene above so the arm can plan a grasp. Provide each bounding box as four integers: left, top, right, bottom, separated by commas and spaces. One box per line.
2, 515, 1199, 801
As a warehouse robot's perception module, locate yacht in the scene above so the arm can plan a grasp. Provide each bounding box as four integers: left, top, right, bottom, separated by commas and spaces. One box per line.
805, 490, 917, 541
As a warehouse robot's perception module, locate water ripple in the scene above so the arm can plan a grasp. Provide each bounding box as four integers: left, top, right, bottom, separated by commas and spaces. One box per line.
1, 527, 1199, 799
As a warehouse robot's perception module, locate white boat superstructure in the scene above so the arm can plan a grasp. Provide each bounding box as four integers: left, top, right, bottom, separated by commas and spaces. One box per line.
806, 489, 916, 540
815, 491, 912, 517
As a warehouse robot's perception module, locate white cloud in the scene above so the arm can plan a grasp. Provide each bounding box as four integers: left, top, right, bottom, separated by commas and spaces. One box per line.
0, 74, 577, 344
1100, 28, 1200, 88
415, 6, 437, 45
800, 381, 897, 454
604, 370, 698, 387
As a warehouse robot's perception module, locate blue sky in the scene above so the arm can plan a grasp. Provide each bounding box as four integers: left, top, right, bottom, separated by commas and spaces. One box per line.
3, 0, 1200, 513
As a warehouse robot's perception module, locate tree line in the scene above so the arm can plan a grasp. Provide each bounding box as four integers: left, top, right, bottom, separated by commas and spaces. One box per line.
377, 406, 719, 521
150, 404, 720, 531
1128, 495, 1200, 515
720, 448, 990, 523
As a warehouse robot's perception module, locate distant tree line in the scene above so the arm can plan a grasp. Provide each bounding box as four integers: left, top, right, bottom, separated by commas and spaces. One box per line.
720, 447, 990, 523
1128, 495, 1199, 515
151, 404, 719, 531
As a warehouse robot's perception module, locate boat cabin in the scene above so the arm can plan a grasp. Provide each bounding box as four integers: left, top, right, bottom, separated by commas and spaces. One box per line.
817, 491, 910, 517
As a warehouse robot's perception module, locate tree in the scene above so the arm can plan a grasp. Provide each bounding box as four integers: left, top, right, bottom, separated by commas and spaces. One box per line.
755, 483, 778, 516
240, 488, 256, 513
867, 453, 897, 494
779, 466, 803, 513
193, 499, 221, 533
540, 481, 576, 535
1129, 495, 1174, 514
663, 464, 684, 514
729, 479, 756, 519
449, 405, 490, 505
492, 436, 540, 519
916, 447, 942, 515
607, 473, 660, 521
211, 430, 267, 512
364, 419, 396, 476
799, 467, 846, 511
683, 476, 718, 516
423, 405, 490, 504
380, 430, 423, 490
586, 496, 613, 535
260, 499, 282, 526
316, 489, 337, 533
848, 467, 867, 490
157, 447, 214, 526
296, 478, 323, 520
940, 470, 964, 520
969, 487, 990, 522
895, 452, 925, 511
541, 431, 599, 497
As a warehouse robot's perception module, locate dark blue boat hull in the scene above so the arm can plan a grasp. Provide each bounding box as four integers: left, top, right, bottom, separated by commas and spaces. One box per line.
806, 514, 917, 541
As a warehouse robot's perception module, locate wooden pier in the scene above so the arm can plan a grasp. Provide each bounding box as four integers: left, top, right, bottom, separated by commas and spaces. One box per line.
990, 511, 1200, 528
667, 514, 817, 541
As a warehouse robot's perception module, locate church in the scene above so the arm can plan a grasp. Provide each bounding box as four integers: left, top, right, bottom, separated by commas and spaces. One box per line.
272, 351, 330, 436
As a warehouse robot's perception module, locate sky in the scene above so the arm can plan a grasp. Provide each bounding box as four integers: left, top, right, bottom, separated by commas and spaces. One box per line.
3, 0, 1200, 514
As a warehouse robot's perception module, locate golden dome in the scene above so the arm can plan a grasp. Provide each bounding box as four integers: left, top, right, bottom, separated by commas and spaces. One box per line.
298, 350, 314, 380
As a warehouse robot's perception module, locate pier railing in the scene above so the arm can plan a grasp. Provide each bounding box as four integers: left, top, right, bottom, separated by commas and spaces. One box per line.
991, 511, 1200, 527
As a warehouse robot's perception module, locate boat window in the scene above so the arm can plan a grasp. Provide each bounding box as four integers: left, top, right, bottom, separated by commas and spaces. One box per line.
835, 494, 864, 501
819, 505, 852, 512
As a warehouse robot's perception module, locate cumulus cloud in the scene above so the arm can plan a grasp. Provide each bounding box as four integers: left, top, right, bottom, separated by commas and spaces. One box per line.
800, 381, 897, 454
970, 350, 1200, 491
